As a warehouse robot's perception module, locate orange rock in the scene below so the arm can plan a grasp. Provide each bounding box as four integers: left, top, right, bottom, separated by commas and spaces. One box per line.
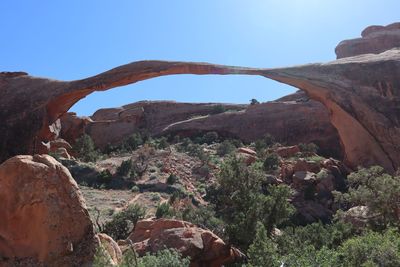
275, 145, 300, 158
127, 218, 245, 266
237, 147, 257, 156
0, 155, 96, 266
97, 233, 122, 266
336, 22, 400, 59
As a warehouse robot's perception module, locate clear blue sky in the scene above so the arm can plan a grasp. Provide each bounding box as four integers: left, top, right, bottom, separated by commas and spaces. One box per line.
1, 1, 399, 116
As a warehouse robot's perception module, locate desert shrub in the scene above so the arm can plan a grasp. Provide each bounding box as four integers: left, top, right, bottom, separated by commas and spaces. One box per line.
166, 174, 178, 185
94, 247, 189, 267
217, 140, 236, 156
335, 166, 400, 229
73, 134, 99, 162
215, 156, 294, 249
276, 221, 354, 255
156, 202, 173, 219
212, 104, 226, 114
250, 98, 260, 105
337, 229, 400, 267
299, 142, 318, 154
181, 205, 225, 237
254, 133, 275, 154
155, 137, 169, 149
102, 204, 145, 240
117, 159, 132, 176
202, 131, 219, 144
136, 248, 190, 267
124, 132, 144, 151
150, 192, 161, 201
93, 246, 113, 267
247, 222, 280, 267
263, 153, 279, 171
97, 169, 112, 185
131, 185, 140, 193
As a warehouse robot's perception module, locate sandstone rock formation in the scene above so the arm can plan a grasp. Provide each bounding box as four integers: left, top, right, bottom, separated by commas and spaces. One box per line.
335, 22, 400, 58
60, 91, 342, 159
0, 62, 259, 164
126, 218, 245, 267
0, 155, 96, 266
2, 23, 400, 172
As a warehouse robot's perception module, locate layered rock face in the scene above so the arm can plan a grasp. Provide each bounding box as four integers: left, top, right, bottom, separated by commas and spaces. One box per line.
126, 218, 245, 267
60, 91, 342, 159
2, 22, 400, 171
0, 155, 96, 266
335, 22, 400, 58
61, 101, 246, 149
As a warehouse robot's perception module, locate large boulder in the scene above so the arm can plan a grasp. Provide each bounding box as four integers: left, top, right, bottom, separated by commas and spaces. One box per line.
126, 218, 245, 267
0, 155, 96, 266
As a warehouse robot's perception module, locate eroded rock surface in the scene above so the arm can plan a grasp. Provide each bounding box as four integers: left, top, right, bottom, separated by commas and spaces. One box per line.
60, 91, 342, 159
0, 155, 96, 266
2, 23, 400, 172
335, 22, 400, 58
126, 218, 245, 267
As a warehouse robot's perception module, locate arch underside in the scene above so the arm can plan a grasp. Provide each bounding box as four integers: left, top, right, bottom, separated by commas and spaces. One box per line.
2, 50, 400, 172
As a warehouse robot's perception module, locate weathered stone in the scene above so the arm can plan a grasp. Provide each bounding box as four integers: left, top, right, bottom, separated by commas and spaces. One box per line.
127, 218, 245, 267
0, 155, 96, 266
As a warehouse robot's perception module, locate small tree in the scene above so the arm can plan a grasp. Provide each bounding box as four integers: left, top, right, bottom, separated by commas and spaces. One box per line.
117, 159, 133, 177
166, 174, 178, 185
156, 202, 173, 219
335, 166, 400, 229
299, 142, 318, 155
263, 153, 280, 171
73, 134, 99, 162
247, 222, 280, 267
124, 132, 143, 151
250, 98, 260, 105
216, 140, 236, 156
103, 204, 146, 240
215, 157, 293, 249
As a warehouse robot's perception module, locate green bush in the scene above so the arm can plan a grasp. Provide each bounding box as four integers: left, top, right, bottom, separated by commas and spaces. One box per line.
137, 249, 190, 267
212, 104, 226, 114
263, 153, 280, 171
131, 185, 140, 193
250, 98, 260, 105
181, 205, 226, 238
94, 247, 190, 267
254, 134, 275, 154
97, 170, 112, 185
102, 204, 145, 240
117, 159, 132, 176
335, 166, 400, 229
155, 137, 169, 149
336, 229, 400, 267
215, 157, 293, 249
166, 174, 178, 185
217, 140, 236, 156
202, 131, 219, 144
73, 134, 99, 162
124, 132, 144, 151
247, 222, 280, 267
299, 142, 318, 154
155, 202, 173, 219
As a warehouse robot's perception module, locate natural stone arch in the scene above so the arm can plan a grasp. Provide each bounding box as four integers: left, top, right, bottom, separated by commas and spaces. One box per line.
2, 50, 400, 172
